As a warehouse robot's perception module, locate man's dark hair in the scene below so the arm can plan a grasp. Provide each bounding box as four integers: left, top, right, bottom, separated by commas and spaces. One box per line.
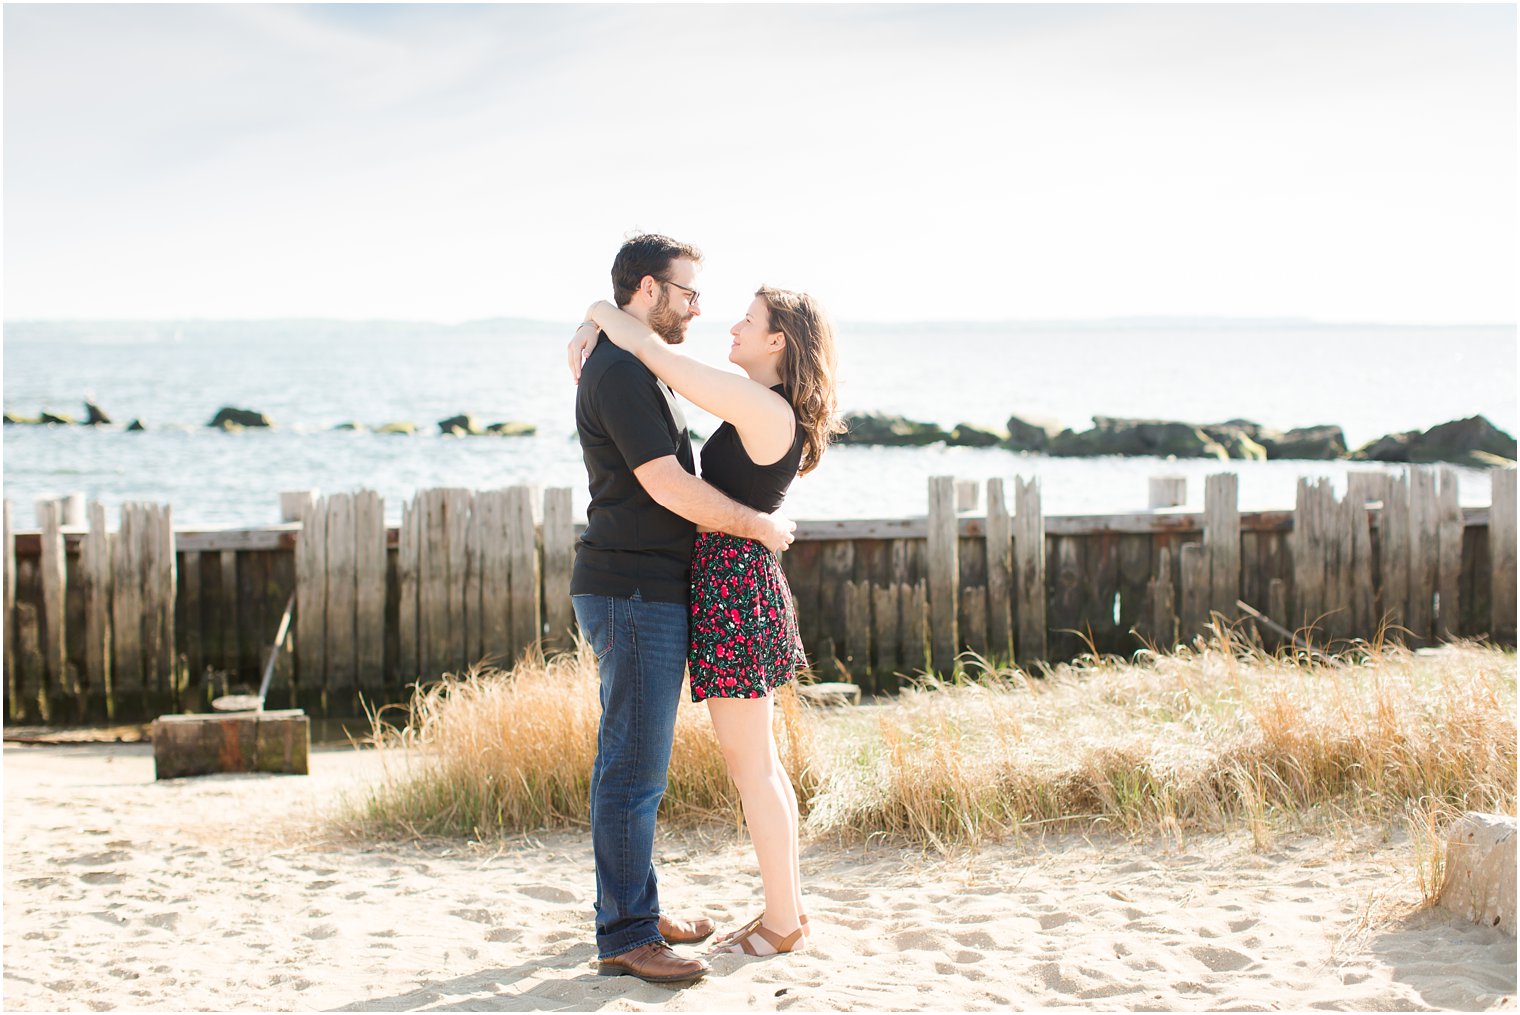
611, 233, 703, 308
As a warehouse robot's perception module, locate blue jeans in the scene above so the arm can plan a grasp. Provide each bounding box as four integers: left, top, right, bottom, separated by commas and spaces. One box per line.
572, 591, 690, 959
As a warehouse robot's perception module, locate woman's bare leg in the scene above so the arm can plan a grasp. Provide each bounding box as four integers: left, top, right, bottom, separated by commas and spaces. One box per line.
708, 694, 803, 952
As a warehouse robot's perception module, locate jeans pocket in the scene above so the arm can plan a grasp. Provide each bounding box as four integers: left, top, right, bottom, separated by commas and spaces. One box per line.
572, 595, 615, 661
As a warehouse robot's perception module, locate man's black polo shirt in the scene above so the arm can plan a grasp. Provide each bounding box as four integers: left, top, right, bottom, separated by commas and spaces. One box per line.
572, 334, 696, 603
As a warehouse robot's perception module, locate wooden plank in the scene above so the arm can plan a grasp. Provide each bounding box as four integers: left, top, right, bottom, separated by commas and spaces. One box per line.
157, 506, 177, 703
479, 490, 511, 667
542, 487, 575, 653
1090, 531, 1122, 655
461, 491, 482, 667
1292, 479, 1327, 635
818, 540, 855, 670
441, 489, 469, 672
842, 579, 871, 688
1345, 473, 1387, 637
151, 710, 309, 779
1324, 488, 1351, 644
1149, 476, 1186, 509
1147, 545, 1176, 649
420, 489, 448, 678
280, 490, 318, 523
295, 500, 325, 692
984, 478, 1013, 663
110, 506, 142, 700
4, 500, 16, 720
397, 496, 420, 683
14, 602, 45, 722
871, 583, 900, 681
180, 548, 201, 699
955, 479, 979, 513
1267, 577, 1288, 651
37, 499, 69, 703
1013, 476, 1047, 665
1491, 468, 1517, 645
902, 579, 929, 678
1117, 533, 1151, 644
1381, 469, 1411, 637
781, 540, 823, 665
960, 585, 987, 665
1436, 467, 1463, 642
506, 485, 540, 662
926, 476, 959, 676
1407, 467, 1438, 643
355, 490, 386, 698
324, 494, 356, 698
1179, 542, 1209, 642
1047, 535, 1084, 662
1204, 474, 1240, 622
1461, 524, 1485, 639
889, 539, 911, 585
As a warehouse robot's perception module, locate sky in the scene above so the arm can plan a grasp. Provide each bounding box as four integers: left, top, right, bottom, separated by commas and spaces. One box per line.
3, 3, 1515, 325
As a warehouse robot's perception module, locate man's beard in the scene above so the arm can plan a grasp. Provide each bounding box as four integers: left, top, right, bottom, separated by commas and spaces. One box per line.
648, 289, 690, 345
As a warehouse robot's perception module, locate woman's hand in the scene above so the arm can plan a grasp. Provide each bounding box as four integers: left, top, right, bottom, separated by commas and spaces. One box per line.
588, 300, 657, 357
567, 319, 600, 383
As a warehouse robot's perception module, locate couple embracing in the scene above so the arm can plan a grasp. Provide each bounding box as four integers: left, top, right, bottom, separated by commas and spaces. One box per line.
566, 233, 842, 983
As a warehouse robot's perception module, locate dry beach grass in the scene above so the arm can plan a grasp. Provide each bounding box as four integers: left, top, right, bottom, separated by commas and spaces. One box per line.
344, 633, 1515, 864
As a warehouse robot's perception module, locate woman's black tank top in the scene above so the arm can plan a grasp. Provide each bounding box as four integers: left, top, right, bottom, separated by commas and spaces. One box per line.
699, 384, 804, 514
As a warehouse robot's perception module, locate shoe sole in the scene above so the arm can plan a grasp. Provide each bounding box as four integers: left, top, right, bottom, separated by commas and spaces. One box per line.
596, 964, 708, 984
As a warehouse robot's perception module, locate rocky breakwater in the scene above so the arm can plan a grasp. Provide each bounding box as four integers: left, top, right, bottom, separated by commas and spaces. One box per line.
837, 410, 1516, 467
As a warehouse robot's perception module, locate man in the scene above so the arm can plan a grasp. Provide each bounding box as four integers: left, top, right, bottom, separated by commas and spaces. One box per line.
570, 234, 796, 983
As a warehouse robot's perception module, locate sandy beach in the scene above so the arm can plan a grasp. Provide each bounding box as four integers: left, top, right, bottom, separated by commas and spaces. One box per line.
3, 741, 1514, 1012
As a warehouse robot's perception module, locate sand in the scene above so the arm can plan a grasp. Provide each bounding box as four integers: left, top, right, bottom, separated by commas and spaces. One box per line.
3, 742, 1514, 1012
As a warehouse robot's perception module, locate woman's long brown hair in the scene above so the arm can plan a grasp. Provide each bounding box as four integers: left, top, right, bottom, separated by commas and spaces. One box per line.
757, 286, 845, 476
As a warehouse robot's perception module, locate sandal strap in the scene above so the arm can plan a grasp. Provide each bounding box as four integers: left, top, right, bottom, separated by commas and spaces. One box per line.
752, 922, 805, 953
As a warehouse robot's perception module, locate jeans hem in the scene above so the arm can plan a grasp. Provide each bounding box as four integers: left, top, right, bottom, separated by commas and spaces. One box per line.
598, 930, 665, 961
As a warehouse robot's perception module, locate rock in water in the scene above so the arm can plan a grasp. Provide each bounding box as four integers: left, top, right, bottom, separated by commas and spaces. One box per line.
838, 412, 951, 446
38, 410, 76, 425
1259, 425, 1346, 460
126, 419, 147, 432
1052, 417, 1229, 459
1411, 415, 1517, 465
437, 413, 482, 436
947, 423, 1003, 447
84, 401, 112, 426
208, 407, 273, 429
485, 421, 537, 436
376, 421, 416, 435
332, 421, 366, 432
1004, 413, 1063, 452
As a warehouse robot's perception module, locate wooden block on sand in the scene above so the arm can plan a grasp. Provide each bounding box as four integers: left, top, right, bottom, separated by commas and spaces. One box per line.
1439, 812, 1516, 937
797, 682, 862, 707
151, 709, 310, 780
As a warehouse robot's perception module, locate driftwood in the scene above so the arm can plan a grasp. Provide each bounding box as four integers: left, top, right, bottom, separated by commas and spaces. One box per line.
151, 709, 309, 779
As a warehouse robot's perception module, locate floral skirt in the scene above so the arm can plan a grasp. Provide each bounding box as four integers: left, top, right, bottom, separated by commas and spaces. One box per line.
688, 531, 807, 701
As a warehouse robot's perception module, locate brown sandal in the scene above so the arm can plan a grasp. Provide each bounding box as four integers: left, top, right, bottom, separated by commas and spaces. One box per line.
717, 912, 809, 947
724, 921, 805, 956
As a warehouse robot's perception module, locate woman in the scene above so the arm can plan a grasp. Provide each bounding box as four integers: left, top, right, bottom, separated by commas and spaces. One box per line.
568, 286, 842, 957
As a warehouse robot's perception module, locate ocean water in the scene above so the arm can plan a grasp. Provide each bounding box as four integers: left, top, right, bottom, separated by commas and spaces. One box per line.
3, 319, 1514, 528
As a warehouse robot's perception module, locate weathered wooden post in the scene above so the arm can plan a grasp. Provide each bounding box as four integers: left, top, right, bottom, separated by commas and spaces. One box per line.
1149, 476, 1187, 510
324, 493, 357, 700
1345, 472, 1388, 636
1179, 543, 1209, 641
397, 494, 421, 682
985, 478, 1013, 664
1147, 545, 1177, 648
37, 499, 69, 711
1407, 467, 1439, 644
1293, 478, 1329, 638
871, 582, 901, 682
542, 487, 576, 652
279, 490, 318, 523
1435, 467, 1463, 642
1012, 476, 1047, 665
1204, 474, 1240, 626
955, 479, 980, 513
506, 485, 540, 661
477, 490, 511, 668
927, 476, 959, 675
1381, 468, 1411, 634
1491, 469, 1517, 646
354, 491, 386, 703
843, 579, 872, 689
81, 501, 112, 717
296, 498, 327, 705
3, 499, 16, 720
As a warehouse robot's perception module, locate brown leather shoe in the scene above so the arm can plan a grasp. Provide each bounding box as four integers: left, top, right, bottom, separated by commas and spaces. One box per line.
658, 912, 715, 945
597, 941, 710, 984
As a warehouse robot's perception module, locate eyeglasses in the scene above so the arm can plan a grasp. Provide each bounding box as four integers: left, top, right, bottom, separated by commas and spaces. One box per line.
661, 278, 701, 305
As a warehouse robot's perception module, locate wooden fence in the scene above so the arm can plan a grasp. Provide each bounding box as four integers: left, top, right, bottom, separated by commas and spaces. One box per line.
4, 466, 1514, 724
